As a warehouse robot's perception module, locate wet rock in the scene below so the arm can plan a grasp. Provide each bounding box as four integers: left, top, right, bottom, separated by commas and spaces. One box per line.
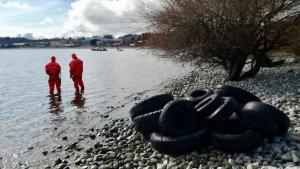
55, 158, 62, 165
91, 165, 98, 169
44, 165, 51, 169
150, 158, 159, 164
27, 146, 34, 150
247, 164, 254, 169
94, 142, 103, 149
126, 153, 134, 159
74, 158, 81, 165
89, 133, 96, 139
93, 154, 102, 161
282, 153, 292, 161
228, 158, 235, 166
247, 162, 259, 169
113, 162, 119, 168
86, 147, 93, 153
42, 151, 48, 156
291, 151, 300, 163
261, 166, 277, 169
110, 127, 118, 133
58, 163, 67, 169
156, 164, 167, 169
66, 142, 77, 151
272, 146, 282, 154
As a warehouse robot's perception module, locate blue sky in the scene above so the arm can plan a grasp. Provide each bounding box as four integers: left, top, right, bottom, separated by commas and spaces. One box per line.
0, 0, 149, 38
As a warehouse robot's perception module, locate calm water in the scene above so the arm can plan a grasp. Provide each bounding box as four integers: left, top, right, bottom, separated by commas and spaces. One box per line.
0, 48, 191, 167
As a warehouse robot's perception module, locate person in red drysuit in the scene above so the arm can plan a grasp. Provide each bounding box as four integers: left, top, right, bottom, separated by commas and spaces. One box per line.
45, 56, 61, 95
69, 53, 85, 93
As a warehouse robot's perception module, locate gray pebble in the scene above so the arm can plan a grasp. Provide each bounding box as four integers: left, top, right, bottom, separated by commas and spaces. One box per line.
55, 158, 62, 165
282, 153, 292, 161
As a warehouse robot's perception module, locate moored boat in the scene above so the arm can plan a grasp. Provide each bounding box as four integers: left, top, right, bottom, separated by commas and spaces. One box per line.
91, 47, 107, 51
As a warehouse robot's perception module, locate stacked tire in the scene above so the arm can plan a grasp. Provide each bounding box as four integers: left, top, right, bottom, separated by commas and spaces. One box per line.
130, 85, 290, 155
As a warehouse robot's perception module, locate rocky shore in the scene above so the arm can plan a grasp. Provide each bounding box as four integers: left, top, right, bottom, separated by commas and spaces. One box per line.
16, 60, 300, 169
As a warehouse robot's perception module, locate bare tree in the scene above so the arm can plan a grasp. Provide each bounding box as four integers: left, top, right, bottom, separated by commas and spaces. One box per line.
145, 0, 300, 81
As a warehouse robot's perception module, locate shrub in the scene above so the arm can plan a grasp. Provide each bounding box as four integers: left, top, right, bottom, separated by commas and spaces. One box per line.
145, 0, 300, 81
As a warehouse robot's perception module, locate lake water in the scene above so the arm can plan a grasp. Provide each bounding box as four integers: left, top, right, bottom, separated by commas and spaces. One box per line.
0, 48, 191, 167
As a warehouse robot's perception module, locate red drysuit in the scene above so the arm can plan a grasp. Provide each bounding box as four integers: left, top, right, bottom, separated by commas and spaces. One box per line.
45, 56, 61, 94
69, 54, 84, 93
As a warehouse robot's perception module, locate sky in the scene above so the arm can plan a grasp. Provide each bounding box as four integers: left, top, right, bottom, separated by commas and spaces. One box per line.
0, 0, 153, 38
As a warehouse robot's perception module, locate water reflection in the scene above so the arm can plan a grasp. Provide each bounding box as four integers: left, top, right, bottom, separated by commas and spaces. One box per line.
71, 94, 86, 108
48, 94, 63, 114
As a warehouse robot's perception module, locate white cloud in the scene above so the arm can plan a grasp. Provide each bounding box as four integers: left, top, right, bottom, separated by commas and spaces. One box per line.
60, 0, 151, 37
40, 17, 54, 25
0, 0, 156, 38
0, 1, 37, 10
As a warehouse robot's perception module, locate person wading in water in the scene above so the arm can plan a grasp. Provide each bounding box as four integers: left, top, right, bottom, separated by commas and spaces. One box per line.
45, 56, 61, 95
69, 53, 85, 94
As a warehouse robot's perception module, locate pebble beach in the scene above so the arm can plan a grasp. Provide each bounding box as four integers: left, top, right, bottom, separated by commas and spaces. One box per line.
10, 60, 300, 169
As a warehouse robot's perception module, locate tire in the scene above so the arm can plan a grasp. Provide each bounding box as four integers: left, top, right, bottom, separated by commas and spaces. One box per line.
130, 94, 174, 120
237, 110, 279, 136
207, 97, 239, 121
210, 120, 262, 152
159, 99, 197, 136
195, 94, 223, 118
209, 119, 245, 133
186, 88, 213, 105
213, 85, 261, 105
134, 110, 161, 135
150, 129, 210, 155
242, 102, 290, 135
212, 130, 262, 152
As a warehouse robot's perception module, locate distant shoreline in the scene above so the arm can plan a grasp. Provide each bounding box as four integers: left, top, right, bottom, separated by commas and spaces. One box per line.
0, 47, 89, 50
0, 46, 141, 50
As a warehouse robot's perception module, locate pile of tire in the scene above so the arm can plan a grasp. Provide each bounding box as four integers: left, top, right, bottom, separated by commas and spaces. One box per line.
130, 85, 290, 155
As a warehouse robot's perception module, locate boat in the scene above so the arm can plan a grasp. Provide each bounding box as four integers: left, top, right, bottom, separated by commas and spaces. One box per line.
91, 47, 107, 51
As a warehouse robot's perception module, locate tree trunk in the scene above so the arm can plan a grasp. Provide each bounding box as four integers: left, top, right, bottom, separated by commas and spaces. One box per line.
226, 55, 247, 81
240, 55, 263, 79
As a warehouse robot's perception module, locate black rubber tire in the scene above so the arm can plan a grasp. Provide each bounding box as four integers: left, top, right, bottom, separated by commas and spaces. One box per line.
212, 130, 262, 152
159, 99, 197, 136
237, 109, 279, 136
130, 94, 174, 121
186, 88, 213, 106
195, 94, 223, 118
213, 85, 261, 105
242, 102, 290, 135
209, 119, 245, 133
150, 129, 210, 155
134, 110, 161, 135
207, 97, 239, 121
210, 120, 262, 152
